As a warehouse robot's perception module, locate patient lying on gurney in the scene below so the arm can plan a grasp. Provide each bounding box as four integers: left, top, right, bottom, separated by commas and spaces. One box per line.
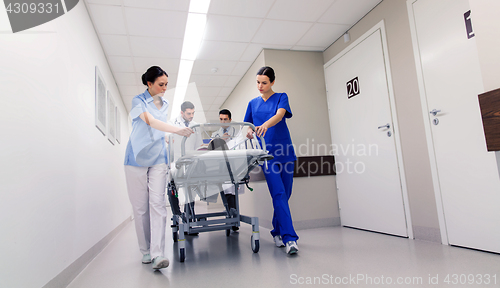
211, 110, 261, 219
168, 111, 261, 229
210, 109, 239, 218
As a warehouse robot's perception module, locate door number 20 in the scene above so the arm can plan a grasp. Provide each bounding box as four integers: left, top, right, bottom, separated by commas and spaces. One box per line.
347, 77, 360, 99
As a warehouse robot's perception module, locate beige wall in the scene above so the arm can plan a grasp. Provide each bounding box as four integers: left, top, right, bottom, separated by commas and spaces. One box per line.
469, 0, 500, 91
223, 52, 265, 121
324, 0, 441, 241
223, 49, 340, 230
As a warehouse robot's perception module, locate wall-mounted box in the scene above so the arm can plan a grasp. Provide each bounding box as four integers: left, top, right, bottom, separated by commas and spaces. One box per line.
478, 88, 500, 151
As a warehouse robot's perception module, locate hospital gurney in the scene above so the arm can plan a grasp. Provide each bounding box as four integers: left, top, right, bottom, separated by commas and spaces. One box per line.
168, 122, 273, 262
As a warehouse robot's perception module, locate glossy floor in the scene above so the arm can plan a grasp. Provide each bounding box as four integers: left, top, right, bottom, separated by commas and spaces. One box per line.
68, 206, 500, 288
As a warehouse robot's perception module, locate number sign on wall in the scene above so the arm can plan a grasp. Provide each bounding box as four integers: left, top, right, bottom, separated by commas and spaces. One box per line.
347, 77, 360, 99
464, 10, 474, 39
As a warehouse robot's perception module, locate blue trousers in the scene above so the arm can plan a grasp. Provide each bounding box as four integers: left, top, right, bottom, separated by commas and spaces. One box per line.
263, 161, 299, 243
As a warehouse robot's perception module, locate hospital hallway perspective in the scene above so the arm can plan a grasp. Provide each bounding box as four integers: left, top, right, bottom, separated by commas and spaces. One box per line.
64, 202, 499, 288
4, 0, 500, 287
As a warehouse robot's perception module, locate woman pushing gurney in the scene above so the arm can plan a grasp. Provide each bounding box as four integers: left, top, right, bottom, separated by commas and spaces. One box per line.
168, 122, 272, 262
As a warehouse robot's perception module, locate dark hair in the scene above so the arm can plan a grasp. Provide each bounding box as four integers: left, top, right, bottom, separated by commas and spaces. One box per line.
181, 101, 195, 112
141, 66, 168, 86
219, 109, 231, 119
256, 66, 275, 83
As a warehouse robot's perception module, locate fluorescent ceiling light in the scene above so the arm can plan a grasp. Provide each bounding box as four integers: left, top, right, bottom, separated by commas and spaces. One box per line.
171, 60, 194, 120
189, 0, 211, 14
171, 0, 211, 119
177, 60, 194, 87
181, 13, 207, 61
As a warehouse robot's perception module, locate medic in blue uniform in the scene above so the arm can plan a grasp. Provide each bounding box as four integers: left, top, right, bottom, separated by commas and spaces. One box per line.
244, 66, 299, 255
124, 66, 193, 269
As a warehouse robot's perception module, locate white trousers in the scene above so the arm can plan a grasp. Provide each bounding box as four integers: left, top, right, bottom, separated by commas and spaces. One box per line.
124, 164, 167, 259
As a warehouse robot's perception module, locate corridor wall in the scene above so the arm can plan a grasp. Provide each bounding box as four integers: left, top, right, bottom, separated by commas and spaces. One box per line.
0, 3, 131, 287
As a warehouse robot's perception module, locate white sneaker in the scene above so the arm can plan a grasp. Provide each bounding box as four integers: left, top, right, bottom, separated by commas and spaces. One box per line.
142, 253, 152, 264
274, 235, 285, 247
286, 241, 299, 255
152, 256, 169, 269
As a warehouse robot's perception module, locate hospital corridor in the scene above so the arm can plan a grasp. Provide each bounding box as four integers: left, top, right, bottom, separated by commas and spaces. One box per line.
1, 0, 500, 287
66, 204, 499, 287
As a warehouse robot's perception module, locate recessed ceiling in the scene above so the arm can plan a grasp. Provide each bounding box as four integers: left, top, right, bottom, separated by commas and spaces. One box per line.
84, 0, 382, 122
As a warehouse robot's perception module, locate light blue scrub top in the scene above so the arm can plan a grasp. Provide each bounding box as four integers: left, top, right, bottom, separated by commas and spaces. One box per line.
244, 92, 297, 164
124, 90, 169, 167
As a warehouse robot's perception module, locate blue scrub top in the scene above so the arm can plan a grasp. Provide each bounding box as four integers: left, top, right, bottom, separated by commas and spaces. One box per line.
124, 90, 169, 167
244, 92, 296, 164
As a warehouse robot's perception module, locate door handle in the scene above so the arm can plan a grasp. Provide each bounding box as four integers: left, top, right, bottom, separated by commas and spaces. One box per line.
430, 109, 441, 116
378, 123, 390, 129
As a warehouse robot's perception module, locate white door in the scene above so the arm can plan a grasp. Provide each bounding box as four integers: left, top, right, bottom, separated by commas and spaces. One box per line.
411, 0, 500, 253
325, 27, 408, 237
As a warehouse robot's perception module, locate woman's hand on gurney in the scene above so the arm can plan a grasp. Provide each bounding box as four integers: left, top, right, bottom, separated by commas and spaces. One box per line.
255, 125, 269, 137
175, 127, 194, 137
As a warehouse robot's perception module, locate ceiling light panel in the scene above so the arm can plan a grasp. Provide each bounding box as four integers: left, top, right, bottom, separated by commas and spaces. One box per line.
209, 104, 223, 111
239, 44, 264, 62
200, 95, 217, 106
232, 61, 253, 76
267, 0, 335, 22
114, 72, 138, 86
252, 20, 313, 46
197, 41, 248, 61
208, 0, 274, 18
218, 87, 234, 98
88, 4, 127, 34
197, 86, 222, 98
224, 75, 241, 87
129, 36, 183, 58
296, 23, 350, 47
189, 74, 229, 87
192, 60, 237, 75
204, 15, 262, 42
107, 56, 135, 72
181, 13, 208, 60
123, 0, 190, 11
176, 60, 194, 86
86, 0, 121, 5
171, 59, 194, 118
124, 8, 187, 38
318, 0, 381, 25
189, 0, 211, 13
99, 35, 132, 56
212, 96, 227, 105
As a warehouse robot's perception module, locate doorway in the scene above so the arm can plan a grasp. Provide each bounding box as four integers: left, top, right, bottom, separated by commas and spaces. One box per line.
324, 21, 411, 237
408, 0, 500, 253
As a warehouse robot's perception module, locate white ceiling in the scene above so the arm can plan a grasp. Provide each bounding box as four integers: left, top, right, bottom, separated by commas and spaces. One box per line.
84, 0, 382, 121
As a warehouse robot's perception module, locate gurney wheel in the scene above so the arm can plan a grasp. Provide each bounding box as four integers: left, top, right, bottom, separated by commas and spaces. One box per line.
179, 248, 185, 262
251, 235, 259, 253
226, 229, 231, 237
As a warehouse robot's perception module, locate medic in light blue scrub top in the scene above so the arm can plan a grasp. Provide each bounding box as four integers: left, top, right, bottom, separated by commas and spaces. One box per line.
124, 66, 193, 270
244, 66, 299, 255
